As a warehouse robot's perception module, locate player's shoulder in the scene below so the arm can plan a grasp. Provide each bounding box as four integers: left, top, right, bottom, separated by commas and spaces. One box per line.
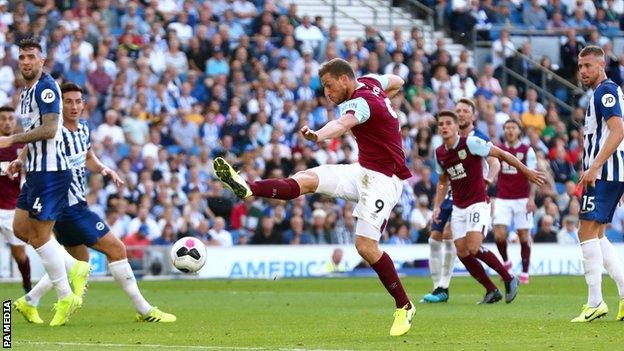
470, 128, 490, 142
595, 79, 621, 97
34, 73, 60, 103
78, 119, 90, 130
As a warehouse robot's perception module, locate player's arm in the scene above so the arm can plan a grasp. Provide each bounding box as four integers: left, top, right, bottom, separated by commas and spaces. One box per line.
6, 146, 28, 180
86, 148, 124, 187
0, 113, 59, 148
581, 117, 624, 186
526, 147, 538, 212
301, 113, 358, 142
302, 97, 370, 142
364, 74, 405, 98
485, 154, 501, 186
467, 135, 545, 186
432, 173, 449, 224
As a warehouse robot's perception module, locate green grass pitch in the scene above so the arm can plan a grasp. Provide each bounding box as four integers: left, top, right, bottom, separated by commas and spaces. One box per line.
3, 276, 622, 350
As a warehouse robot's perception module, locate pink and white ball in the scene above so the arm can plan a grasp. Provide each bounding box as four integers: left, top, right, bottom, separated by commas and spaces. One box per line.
170, 237, 207, 273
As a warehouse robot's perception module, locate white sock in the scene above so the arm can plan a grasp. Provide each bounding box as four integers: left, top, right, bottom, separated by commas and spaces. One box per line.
429, 238, 443, 288
35, 239, 72, 299
599, 236, 624, 299
26, 275, 53, 306
581, 239, 604, 307
438, 240, 456, 289
109, 259, 152, 315
51, 237, 78, 271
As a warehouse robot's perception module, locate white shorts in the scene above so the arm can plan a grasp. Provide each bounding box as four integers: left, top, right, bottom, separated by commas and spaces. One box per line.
0, 208, 25, 246
451, 202, 491, 240
312, 163, 404, 241
493, 198, 533, 230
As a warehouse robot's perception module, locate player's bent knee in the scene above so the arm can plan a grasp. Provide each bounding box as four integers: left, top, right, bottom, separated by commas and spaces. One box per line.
430, 231, 443, 241
292, 170, 319, 194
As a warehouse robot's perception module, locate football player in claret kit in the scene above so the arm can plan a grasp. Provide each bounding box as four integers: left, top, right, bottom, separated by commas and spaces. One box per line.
571, 45, 624, 322
214, 58, 415, 336
493, 119, 538, 284
434, 110, 545, 304
421, 98, 501, 303
0, 38, 81, 326
0, 106, 32, 294
11, 83, 175, 324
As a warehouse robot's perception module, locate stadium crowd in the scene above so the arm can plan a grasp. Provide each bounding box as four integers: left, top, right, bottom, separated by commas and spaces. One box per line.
2, 0, 624, 250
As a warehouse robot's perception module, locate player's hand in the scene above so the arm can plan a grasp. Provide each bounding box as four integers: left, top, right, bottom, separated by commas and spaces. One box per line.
0, 136, 12, 148
527, 170, 546, 186
101, 167, 125, 187
526, 198, 537, 213
578, 165, 598, 188
432, 207, 441, 224
6, 159, 23, 180
300, 125, 318, 142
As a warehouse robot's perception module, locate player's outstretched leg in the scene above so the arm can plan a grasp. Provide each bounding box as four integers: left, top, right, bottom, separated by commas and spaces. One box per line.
10, 244, 32, 293
356, 234, 414, 336
213, 157, 308, 201
598, 236, 624, 320
93, 233, 175, 322
474, 246, 518, 303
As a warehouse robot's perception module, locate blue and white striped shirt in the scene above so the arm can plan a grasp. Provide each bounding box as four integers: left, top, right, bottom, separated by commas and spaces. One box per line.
17, 72, 69, 172
583, 79, 624, 182
62, 120, 91, 206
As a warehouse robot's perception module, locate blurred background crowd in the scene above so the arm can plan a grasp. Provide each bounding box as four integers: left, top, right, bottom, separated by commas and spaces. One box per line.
2, 0, 624, 252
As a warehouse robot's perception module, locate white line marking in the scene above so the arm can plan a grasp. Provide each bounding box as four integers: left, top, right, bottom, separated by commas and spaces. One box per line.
14, 341, 355, 351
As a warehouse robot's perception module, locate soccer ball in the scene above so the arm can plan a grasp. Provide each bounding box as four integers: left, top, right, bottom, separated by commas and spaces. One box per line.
170, 237, 207, 273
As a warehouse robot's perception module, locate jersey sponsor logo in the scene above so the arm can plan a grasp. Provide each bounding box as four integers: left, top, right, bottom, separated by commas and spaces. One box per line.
458, 150, 467, 160
446, 163, 467, 180
501, 161, 518, 174
0, 161, 8, 176
602, 93, 616, 107
96, 222, 105, 231
41, 89, 56, 103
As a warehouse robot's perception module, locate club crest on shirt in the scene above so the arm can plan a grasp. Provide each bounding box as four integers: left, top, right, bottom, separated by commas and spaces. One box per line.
516, 152, 524, 160
458, 150, 467, 160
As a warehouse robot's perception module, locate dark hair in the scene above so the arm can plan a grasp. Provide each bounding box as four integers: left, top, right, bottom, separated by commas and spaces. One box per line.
318, 58, 355, 80
18, 38, 42, 52
456, 97, 476, 113
61, 82, 84, 95
0, 105, 14, 113
579, 45, 604, 58
437, 110, 458, 122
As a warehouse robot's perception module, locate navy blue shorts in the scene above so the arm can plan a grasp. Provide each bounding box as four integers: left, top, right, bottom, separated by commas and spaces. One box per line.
579, 180, 624, 224
431, 199, 453, 232
16, 170, 72, 221
54, 202, 110, 247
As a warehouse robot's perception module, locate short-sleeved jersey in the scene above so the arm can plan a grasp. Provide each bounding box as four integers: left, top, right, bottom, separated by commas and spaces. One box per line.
496, 142, 536, 199
436, 136, 491, 209
61, 120, 91, 206
440, 128, 491, 203
583, 78, 624, 182
338, 75, 411, 179
17, 72, 69, 172
0, 144, 24, 209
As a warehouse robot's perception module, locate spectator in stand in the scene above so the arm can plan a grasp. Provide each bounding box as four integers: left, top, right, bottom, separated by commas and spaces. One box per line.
523, 0, 549, 29
491, 28, 515, 77
208, 217, 233, 247
557, 215, 580, 244
283, 215, 314, 244
534, 214, 558, 243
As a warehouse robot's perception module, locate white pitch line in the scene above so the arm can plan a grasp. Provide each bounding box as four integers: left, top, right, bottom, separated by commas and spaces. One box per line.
14, 341, 356, 351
